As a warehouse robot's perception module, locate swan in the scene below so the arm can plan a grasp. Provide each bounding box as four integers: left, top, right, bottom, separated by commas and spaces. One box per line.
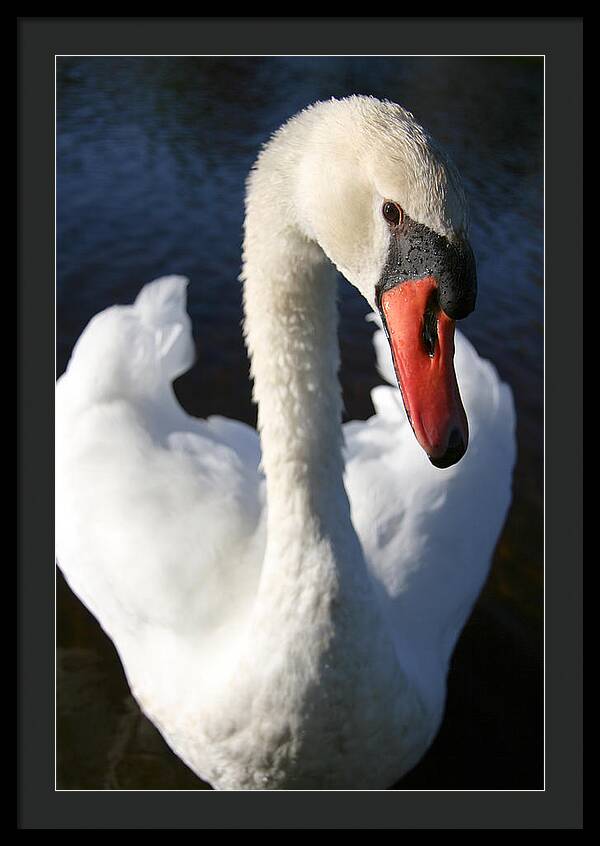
56, 95, 516, 790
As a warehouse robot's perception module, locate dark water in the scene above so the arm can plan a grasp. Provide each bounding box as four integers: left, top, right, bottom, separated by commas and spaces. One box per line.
56, 56, 544, 790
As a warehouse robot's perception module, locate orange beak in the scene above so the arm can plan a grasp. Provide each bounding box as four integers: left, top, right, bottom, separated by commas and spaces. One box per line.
380, 276, 468, 468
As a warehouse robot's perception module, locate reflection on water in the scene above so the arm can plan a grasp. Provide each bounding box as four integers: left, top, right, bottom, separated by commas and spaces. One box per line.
57, 56, 543, 789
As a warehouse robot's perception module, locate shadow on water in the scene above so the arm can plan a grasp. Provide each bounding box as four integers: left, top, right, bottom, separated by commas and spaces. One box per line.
57, 56, 543, 790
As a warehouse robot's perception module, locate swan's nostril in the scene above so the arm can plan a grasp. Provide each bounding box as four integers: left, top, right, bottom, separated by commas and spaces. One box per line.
422, 293, 439, 358
429, 428, 467, 469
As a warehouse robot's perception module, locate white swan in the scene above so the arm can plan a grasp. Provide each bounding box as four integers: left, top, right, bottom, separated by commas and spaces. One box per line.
56, 96, 516, 790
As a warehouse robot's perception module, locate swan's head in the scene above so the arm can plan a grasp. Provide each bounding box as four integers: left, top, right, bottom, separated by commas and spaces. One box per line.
294, 97, 477, 468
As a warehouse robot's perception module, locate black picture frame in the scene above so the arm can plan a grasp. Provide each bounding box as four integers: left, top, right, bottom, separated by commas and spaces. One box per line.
18, 16, 582, 829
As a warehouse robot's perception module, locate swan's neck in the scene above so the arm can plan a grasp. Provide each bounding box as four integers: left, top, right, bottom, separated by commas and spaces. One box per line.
211, 118, 427, 778
241, 157, 395, 700
243, 233, 346, 534
242, 116, 361, 541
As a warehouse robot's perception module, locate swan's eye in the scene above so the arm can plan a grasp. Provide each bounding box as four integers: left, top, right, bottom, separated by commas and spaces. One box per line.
382, 201, 403, 227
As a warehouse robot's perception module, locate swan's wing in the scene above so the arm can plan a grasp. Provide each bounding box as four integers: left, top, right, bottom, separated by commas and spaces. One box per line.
344, 321, 516, 710
56, 278, 265, 688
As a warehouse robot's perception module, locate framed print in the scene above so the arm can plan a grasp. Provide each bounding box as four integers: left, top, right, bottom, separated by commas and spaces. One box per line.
18, 16, 582, 830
